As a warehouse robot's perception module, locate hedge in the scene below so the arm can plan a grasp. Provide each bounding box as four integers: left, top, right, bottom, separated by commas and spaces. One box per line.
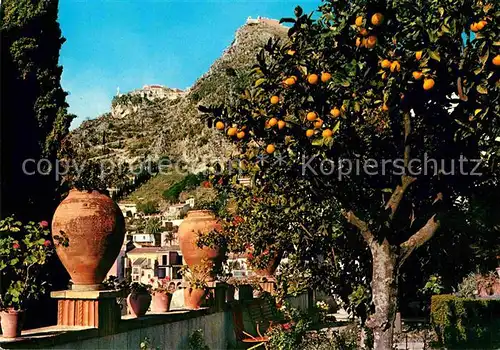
431, 294, 500, 348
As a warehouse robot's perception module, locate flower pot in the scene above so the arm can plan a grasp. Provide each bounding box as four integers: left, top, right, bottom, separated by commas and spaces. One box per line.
183, 287, 207, 310
493, 280, 500, 296
252, 250, 283, 278
52, 190, 125, 291
151, 292, 172, 313
0, 309, 25, 338
127, 292, 152, 317
178, 210, 224, 277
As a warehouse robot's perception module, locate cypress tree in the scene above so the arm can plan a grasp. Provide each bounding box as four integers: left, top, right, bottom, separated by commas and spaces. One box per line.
1, 0, 74, 221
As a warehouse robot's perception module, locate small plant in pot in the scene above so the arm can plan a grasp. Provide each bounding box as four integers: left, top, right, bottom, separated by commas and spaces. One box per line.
245, 244, 283, 278
150, 277, 173, 313
126, 282, 152, 317
0, 217, 67, 338
180, 264, 210, 310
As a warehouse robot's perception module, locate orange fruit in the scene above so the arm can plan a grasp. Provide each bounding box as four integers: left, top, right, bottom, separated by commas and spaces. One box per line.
278, 120, 286, 129
412, 71, 423, 80
355, 37, 362, 47
284, 77, 296, 86
476, 21, 488, 31
321, 72, 332, 83
287, 49, 296, 56
415, 51, 423, 60
493, 55, 500, 66
359, 28, 369, 36
470, 23, 479, 32
381, 59, 391, 69
355, 16, 364, 27
308, 74, 319, 85
366, 35, 377, 48
227, 127, 237, 136
330, 107, 341, 118
322, 129, 333, 138
306, 129, 315, 137
215, 121, 225, 130
361, 37, 368, 48
423, 78, 435, 90
371, 13, 384, 26
314, 119, 323, 129
382, 104, 389, 112
390, 61, 401, 72
306, 111, 318, 121
268, 117, 278, 127
237, 131, 246, 139
270, 95, 280, 104
266, 144, 275, 154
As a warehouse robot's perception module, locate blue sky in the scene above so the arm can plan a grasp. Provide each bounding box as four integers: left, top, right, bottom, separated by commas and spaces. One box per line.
58, 1, 318, 129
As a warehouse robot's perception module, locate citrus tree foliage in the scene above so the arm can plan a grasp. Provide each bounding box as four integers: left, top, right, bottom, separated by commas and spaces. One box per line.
201, 0, 499, 347
1, 0, 74, 220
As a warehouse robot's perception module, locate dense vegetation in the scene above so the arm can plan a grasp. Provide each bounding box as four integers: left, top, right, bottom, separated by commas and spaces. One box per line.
1, 0, 74, 221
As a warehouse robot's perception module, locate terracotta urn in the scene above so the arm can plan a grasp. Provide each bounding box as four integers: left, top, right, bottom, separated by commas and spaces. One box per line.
252, 250, 283, 278
184, 287, 207, 310
0, 309, 25, 338
151, 292, 172, 313
178, 210, 224, 274
127, 292, 152, 317
52, 189, 125, 291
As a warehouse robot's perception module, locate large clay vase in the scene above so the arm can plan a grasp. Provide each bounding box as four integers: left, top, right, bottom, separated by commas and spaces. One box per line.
151, 292, 172, 313
184, 288, 207, 310
178, 210, 224, 275
0, 309, 25, 338
52, 189, 125, 291
127, 292, 152, 317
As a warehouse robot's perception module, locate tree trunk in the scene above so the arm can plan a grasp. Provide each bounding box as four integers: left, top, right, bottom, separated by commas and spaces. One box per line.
367, 239, 398, 350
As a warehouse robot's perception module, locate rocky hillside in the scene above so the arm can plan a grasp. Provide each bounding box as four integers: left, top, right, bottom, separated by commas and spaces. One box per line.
70, 19, 289, 174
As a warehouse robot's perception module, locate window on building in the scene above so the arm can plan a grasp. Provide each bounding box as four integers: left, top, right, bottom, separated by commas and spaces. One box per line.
162, 255, 167, 265
141, 270, 144, 277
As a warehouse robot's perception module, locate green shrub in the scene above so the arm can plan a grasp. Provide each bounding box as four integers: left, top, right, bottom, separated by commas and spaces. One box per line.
162, 173, 203, 203
431, 294, 500, 348
136, 200, 159, 215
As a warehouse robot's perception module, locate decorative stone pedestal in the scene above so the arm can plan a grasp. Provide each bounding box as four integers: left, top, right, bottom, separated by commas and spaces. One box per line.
50, 290, 121, 336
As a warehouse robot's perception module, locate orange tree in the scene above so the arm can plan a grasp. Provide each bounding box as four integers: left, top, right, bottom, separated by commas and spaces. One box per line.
200, 1, 499, 348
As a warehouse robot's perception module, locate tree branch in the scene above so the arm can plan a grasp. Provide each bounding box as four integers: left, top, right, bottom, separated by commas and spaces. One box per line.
343, 210, 375, 247
384, 176, 416, 220
399, 213, 440, 267
384, 111, 416, 220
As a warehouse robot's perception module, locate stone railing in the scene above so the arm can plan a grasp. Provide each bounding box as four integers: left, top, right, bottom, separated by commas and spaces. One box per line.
0, 285, 312, 349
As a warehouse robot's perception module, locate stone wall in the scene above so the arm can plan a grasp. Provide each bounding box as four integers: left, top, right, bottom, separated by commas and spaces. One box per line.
50, 311, 233, 350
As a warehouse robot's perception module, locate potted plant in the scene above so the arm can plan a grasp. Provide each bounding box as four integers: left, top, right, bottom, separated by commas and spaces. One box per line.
0, 217, 67, 338
52, 158, 125, 291
180, 265, 210, 310
126, 282, 152, 317
178, 193, 228, 279
476, 272, 496, 297
245, 245, 283, 278
150, 277, 173, 313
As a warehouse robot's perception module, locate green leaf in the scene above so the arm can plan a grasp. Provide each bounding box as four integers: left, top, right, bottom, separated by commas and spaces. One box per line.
254, 78, 266, 87
332, 121, 340, 134
476, 85, 487, 94
429, 51, 441, 62
311, 138, 324, 146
